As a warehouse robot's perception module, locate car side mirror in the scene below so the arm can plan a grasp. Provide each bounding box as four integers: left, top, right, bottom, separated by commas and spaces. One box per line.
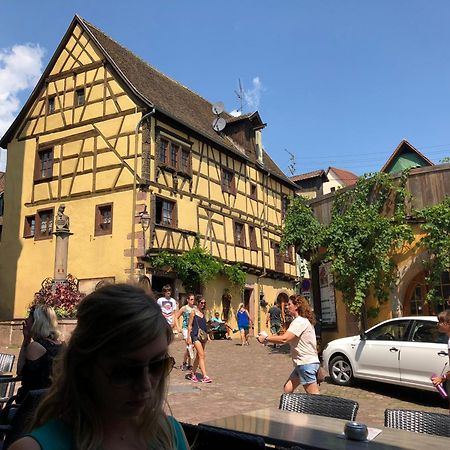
359, 332, 367, 341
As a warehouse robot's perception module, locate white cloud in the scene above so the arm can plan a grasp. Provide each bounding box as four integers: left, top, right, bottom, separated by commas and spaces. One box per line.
0, 43, 45, 170
229, 109, 242, 117
243, 76, 264, 111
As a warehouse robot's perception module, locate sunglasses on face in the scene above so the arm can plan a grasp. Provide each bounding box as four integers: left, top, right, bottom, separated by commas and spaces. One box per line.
100, 355, 175, 387
199, 301, 206, 305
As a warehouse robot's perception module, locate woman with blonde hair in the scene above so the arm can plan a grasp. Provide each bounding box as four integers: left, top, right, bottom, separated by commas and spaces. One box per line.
10, 284, 188, 450
257, 295, 320, 394
16, 304, 63, 402
236, 302, 252, 346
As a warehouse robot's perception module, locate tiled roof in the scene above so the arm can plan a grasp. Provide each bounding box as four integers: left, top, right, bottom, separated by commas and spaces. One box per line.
327, 166, 359, 187
81, 18, 294, 187
0, 172, 5, 193
290, 170, 326, 182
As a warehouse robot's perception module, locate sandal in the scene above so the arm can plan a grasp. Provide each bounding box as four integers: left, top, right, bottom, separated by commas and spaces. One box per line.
201, 376, 212, 383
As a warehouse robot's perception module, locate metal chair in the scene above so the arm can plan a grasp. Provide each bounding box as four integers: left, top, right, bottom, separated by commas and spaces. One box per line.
384, 408, 450, 438
0, 354, 16, 407
181, 422, 266, 450
279, 392, 359, 421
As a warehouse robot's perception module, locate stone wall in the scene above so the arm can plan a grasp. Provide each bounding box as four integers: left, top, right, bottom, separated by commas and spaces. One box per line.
0, 319, 77, 348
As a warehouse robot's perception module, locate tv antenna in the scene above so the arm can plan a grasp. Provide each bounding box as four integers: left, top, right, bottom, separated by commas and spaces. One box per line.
284, 149, 296, 176
234, 78, 245, 113
211, 102, 226, 132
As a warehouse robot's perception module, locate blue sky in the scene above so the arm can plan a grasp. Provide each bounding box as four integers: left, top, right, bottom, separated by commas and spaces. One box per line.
1, 1, 450, 174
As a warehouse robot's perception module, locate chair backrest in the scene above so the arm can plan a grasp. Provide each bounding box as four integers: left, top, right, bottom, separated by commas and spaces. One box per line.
384, 408, 450, 438
181, 422, 266, 450
3, 389, 48, 449
279, 393, 359, 421
0, 354, 15, 374
0, 354, 16, 400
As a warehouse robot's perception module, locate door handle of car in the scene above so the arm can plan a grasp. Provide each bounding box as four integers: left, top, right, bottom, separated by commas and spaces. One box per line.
438, 351, 448, 356
389, 347, 399, 352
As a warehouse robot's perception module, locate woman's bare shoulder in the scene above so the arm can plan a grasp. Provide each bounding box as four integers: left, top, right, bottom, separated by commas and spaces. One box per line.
8, 437, 41, 450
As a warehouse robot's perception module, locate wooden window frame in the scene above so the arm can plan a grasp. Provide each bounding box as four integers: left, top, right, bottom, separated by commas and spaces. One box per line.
35, 208, 54, 241
95, 203, 113, 236
23, 215, 36, 238
34, 147, 54, 181
155, 196, 177, 228
249, 225, 258, 251
281, 195, 289, 219
47, 96, 56, 115
222, 168, 236, 195
250, 183, 257, 200
273, 242, 285, 273
75, 88, 85, 107
157, 136, 192, 176
284, 245, 294, 263
233, 220, 246, 248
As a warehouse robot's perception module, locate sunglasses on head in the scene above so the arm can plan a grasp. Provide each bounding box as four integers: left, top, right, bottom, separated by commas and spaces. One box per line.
100, 355, 175, 387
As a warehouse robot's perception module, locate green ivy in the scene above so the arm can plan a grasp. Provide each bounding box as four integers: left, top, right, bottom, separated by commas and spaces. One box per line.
282, 171, 415, 317
416, 196, 450, 305
148, 237, 246, 293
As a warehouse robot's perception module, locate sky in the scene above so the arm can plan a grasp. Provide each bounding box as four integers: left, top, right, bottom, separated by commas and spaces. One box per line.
1, 1, 450, 175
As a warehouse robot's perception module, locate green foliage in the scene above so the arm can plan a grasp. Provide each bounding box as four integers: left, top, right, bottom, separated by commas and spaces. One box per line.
282, 171, 415, 317
440, 157, 450, 163
148, 239, 246, 292
416, 196, 450, 305
325, 172, 414, 315
280, 196, 325, 258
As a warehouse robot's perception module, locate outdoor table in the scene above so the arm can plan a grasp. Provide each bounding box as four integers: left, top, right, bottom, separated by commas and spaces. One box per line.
201, 407, 450, 449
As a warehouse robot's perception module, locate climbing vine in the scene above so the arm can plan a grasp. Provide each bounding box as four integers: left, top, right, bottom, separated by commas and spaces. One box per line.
147, 237, 246, 293
416, 196, 450, 305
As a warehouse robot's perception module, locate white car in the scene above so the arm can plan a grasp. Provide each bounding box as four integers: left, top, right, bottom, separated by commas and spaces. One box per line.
322, 316, 449, 392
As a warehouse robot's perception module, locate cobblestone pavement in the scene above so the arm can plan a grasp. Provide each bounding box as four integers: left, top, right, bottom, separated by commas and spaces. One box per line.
166, 335, 448, 427
3, 335, 447, 429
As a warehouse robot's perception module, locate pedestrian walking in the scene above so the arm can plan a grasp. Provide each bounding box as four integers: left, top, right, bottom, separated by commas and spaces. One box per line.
257, 295, 320, 394
237, 303, 252, 346
432, 309, 450, 414
157, 285, 180, 335
266, 301, 282, 348
187, 295, 212, 383
175, 293, 196, 371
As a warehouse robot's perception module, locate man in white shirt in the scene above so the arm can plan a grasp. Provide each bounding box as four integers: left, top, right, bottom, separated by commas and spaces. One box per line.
157, 285, 179, 334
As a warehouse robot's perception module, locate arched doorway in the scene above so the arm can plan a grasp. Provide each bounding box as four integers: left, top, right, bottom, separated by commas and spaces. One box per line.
404, 271, 450, 315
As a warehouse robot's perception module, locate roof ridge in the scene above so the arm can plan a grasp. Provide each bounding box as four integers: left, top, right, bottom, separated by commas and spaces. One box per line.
80, 16, 233, 119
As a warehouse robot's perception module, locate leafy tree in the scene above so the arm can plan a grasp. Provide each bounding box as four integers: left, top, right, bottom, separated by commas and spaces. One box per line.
416, 196, 450, 305
148, 237, 246, 293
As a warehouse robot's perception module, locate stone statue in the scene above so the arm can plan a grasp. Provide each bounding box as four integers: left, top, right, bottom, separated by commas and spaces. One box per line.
55, 204, 70, 232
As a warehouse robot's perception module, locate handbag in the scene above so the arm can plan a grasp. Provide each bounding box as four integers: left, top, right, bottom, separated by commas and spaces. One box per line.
317, 366, 327, 384
195, 316, 208, 343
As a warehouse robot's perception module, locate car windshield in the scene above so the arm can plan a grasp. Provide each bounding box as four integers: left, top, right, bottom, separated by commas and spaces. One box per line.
365, 320, 410, 341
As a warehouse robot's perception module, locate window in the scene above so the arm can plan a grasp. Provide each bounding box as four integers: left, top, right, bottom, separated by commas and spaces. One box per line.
411, 320, 447, 344
75, 88, 85, 106
281, 195, 289, 219
35, 209, 53, 240
155, 197, 176, 227
249, 225, 258, 250
34, 148, 53, 181
180, 149, 191, 173
157, 136, 191, 174
95, 203, 113, 236
222, 168, 236, 194
234, 221, 245, 247
250, 183, 257, 200
284, 245, 294, 263
47, 97, 55, 114
365, 320, 410, 341
273, 243, 284, 273
23, 215, 36, 238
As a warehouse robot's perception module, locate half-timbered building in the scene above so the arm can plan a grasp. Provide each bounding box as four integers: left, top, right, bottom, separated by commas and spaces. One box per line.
0, 15, 296, 329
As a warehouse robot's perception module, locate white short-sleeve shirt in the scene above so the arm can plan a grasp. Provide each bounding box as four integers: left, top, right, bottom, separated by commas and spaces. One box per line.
157, 297, 177, 325
287, 316, 320, 366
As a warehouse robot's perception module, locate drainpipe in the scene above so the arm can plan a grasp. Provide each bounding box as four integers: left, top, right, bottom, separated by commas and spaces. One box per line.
129, 107, 156, 281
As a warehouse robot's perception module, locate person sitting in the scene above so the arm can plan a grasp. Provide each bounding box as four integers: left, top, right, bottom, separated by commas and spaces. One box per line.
9, 284, 189, 450
16, 304, 63, 402
209, 312, 232, 340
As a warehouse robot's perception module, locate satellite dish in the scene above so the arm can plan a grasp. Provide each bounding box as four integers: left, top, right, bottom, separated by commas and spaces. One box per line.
212, 102, 224, 115
212, 117, 226, 132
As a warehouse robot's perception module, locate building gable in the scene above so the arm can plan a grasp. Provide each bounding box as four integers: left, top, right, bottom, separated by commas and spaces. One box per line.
381, 140, 433, 174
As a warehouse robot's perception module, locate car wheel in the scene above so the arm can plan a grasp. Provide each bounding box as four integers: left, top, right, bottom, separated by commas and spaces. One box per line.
329, 355, 354, 386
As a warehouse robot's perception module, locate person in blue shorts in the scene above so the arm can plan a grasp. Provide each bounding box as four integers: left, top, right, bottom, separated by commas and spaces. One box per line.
9, 284, 189, 450
237, 302, 253, 346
